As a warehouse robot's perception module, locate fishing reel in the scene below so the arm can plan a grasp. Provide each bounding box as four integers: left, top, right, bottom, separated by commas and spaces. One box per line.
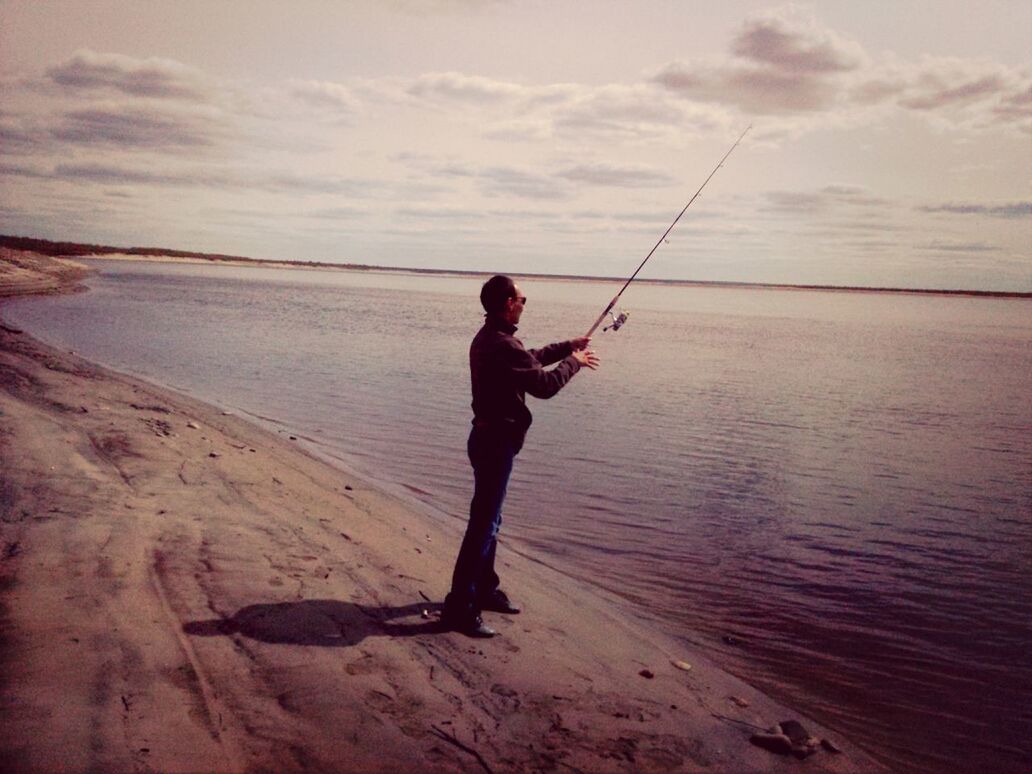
603, 310, 629, 332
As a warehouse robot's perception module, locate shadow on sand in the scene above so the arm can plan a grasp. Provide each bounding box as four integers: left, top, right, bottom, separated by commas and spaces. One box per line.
183, 599, 444, 647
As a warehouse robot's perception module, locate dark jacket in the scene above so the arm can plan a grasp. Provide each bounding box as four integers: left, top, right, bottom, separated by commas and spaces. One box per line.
470, 316, 580, 451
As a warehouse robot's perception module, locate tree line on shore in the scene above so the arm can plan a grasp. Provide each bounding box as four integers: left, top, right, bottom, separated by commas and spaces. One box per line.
3, 233, 1025, 297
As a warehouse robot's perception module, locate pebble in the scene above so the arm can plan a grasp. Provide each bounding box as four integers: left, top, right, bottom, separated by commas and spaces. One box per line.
209, 452, 220, 458
671, 659, 692, 672
750, 719, 822, 759
750, 732, 793, 755
821, 738, 842, 754
778, 720, 809, 745
187, 421, 199, 429
730, 696, 749, 708
638, 669, 654, 679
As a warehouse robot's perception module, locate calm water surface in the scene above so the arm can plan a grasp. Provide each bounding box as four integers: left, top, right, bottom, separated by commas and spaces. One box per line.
6, 259, 1031, 774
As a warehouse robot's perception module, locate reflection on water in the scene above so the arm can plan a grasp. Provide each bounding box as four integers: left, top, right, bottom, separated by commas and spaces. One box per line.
6, 259, 1031, 774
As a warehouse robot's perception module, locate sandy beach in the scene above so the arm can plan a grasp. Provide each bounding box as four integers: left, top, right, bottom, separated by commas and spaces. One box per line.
0, 249, 884, 773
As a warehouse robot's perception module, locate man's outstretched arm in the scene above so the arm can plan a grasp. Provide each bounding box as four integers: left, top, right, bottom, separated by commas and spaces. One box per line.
528, 336, 592, 367
507, 342, 599, 400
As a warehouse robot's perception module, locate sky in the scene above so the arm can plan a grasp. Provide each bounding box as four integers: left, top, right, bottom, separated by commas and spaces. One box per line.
1, 0, 1029, 290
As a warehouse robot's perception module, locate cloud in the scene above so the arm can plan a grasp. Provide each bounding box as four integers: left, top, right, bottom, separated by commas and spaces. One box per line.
993, 83, 1032, 125
2, 99, 234, 157
395, 153, 568, 199
0, 53, 292, 159
0, 116, 50, 154
917, 201, 1032, 219
820, 219, 904, 233
49, 104, 224, 149
761, 190, 827, 212
480, 118, 553, 142
477, 166, 567, 200
407, 79, 720, 141
362, 73, 699, 141
0, 162, 49, 179
306, 206, 367, 220
287, 80, 361, 113
570, 209, 672, 225
651, 9, 1030, 133
917, 240, 999, 253
396, 153, 670, 196
760, 185, 891, 214
731, 13, 863, 74
346, 72, 578, 122
551, 83, 702, 137
46, 49, 207, 101
486, 207, 561, 221
556, 163, 675, 188
819, 184, 890, 207
393, 152, 477, 179
395, 205, 479, 219
654, 60, 841, 116
39, 161, 376, 197
898, 61, 1011, 111
406, 71, 525, 104
265, 172, 375, 196
849, 77, 906, 106
653, 9, 863, 115
820, 184, 869, 196
52, 162, 221, 186
854, 59, 1032, 131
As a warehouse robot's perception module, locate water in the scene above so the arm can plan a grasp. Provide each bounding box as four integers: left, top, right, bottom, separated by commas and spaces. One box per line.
6, 259, 1031, 773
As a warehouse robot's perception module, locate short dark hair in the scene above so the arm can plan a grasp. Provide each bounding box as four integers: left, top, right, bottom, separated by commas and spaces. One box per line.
480, 274, 517, 314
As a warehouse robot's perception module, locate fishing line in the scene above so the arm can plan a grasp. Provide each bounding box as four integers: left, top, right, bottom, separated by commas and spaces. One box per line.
585, 126, 752, 337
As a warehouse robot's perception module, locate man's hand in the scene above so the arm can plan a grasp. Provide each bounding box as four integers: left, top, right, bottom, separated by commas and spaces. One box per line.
572, 349, 599, 370
569, 336, 591, 351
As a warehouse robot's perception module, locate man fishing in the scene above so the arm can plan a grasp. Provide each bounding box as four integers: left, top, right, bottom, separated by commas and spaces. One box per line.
442, 275, 599, 638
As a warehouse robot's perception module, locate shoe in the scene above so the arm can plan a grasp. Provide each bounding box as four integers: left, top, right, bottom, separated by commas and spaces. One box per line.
478, 589, 521, 615
444, 614, 496, 638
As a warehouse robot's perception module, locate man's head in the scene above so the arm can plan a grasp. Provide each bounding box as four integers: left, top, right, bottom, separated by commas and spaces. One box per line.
480, 274, 526, 325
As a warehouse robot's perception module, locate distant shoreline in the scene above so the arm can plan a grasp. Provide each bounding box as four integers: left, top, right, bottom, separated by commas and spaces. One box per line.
3, 233, 1029, 299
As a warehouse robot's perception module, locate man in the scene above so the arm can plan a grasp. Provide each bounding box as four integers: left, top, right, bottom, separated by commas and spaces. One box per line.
442, 275, 599, 637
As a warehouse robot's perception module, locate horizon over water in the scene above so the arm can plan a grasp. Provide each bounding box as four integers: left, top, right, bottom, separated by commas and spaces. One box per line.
6, 258, 1031, 774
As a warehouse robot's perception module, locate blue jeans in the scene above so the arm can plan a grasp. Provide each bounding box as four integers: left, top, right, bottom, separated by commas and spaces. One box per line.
444, 427, 517, 619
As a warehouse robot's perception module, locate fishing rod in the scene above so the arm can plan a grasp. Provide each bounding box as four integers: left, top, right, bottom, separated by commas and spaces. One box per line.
585, 125, 752, 337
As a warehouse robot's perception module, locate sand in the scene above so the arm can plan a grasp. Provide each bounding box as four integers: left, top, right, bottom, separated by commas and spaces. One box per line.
0, 248, 884, 773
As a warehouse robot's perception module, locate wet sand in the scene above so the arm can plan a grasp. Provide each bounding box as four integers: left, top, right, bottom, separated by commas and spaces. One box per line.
0, 248, 884, 772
